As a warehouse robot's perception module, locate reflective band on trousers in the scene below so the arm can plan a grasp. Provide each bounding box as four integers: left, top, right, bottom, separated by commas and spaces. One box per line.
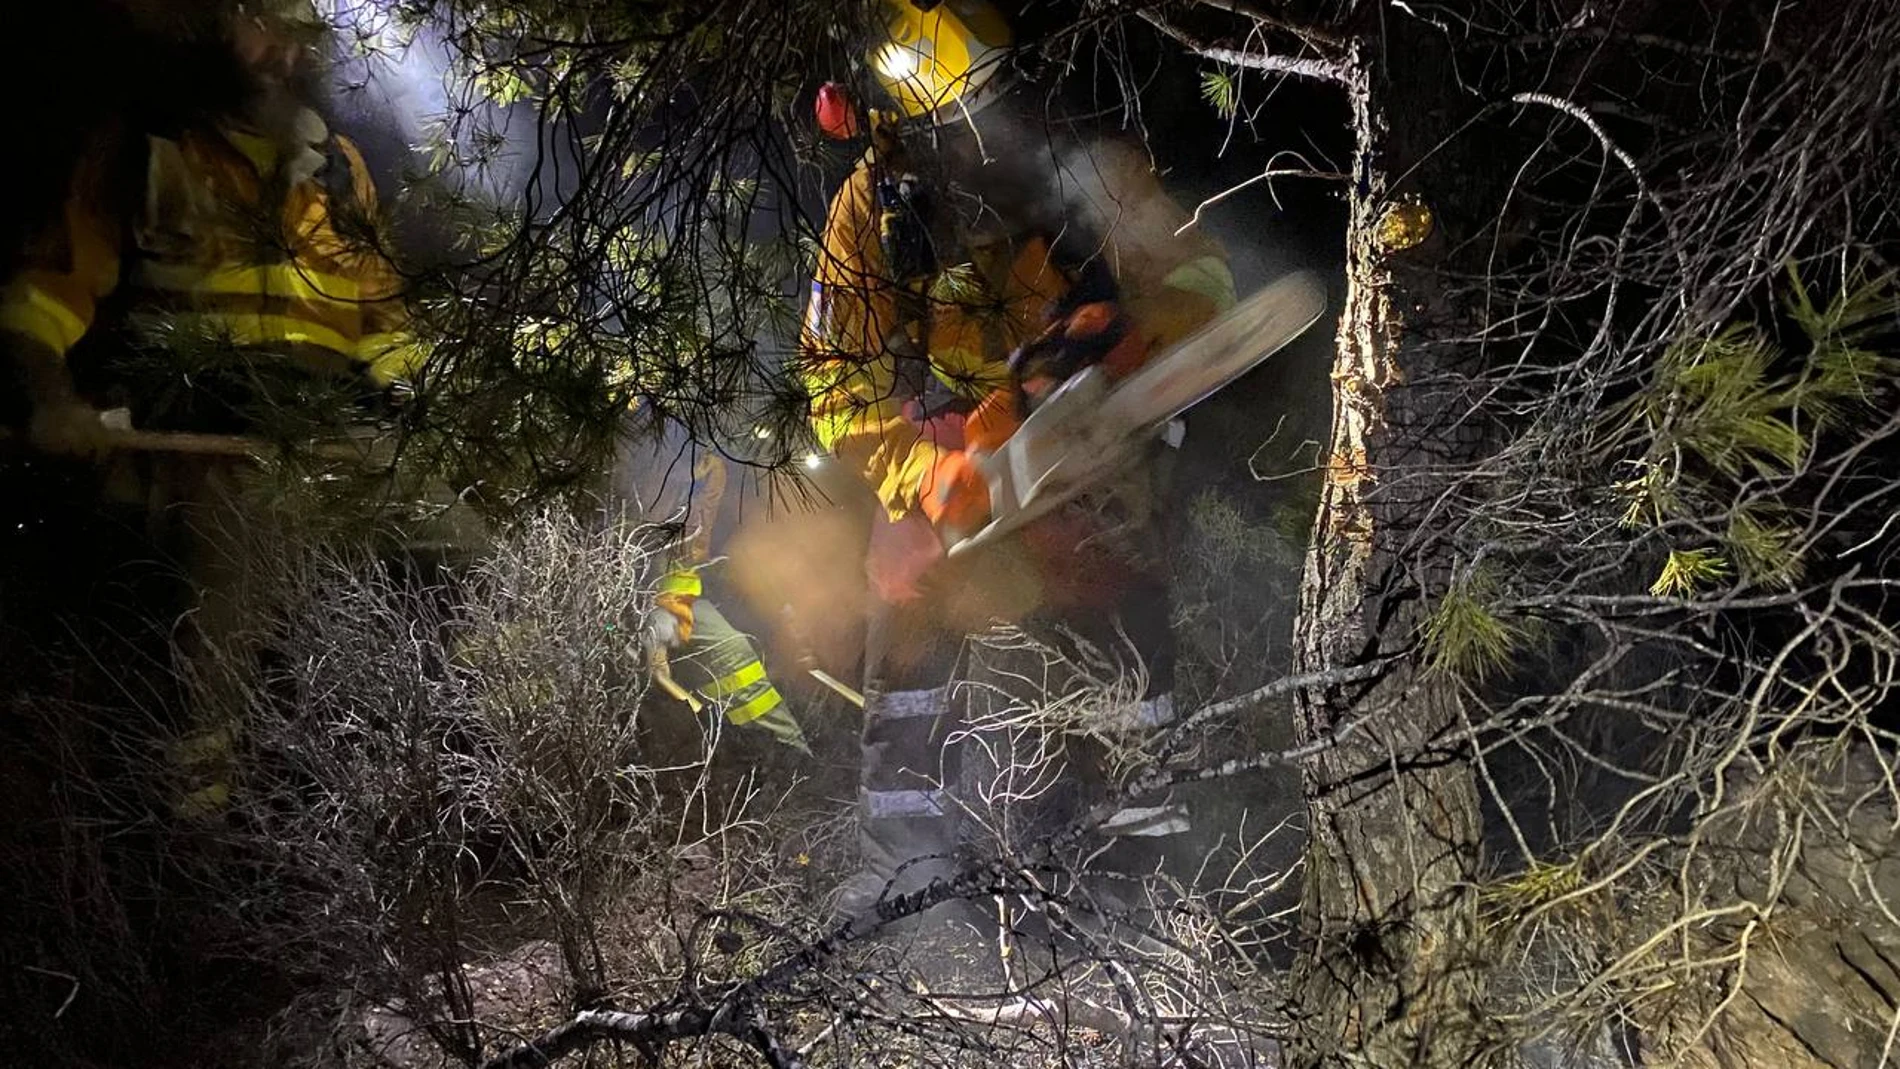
862, 787, 949, 819
1135, 692, 1177, 728
866, 686, 949, 721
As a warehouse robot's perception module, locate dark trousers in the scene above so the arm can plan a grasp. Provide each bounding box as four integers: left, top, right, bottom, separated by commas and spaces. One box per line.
853, 500, 1176, 882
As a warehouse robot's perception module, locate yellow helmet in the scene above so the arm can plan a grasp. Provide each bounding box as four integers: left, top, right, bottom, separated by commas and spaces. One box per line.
869, 0, 1013, 123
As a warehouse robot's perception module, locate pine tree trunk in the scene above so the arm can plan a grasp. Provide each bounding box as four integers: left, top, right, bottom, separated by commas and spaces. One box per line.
1287, 27, 1492, 1068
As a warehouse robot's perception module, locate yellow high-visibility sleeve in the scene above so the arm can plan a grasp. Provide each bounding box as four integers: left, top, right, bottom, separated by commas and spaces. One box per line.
1, 147, 123, 356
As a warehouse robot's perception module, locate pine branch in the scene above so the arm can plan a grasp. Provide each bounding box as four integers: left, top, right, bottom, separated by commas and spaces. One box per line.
1185, 0, 1348, 50
477, 862, 1028, 1068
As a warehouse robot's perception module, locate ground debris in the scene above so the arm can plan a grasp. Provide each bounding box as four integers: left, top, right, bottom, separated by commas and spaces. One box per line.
361, 940, 571, 1069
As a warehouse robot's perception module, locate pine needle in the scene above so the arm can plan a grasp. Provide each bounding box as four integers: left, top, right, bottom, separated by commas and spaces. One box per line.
1200, 69, 1240, 119
1655, 325, 1806, 479
1423, 573, 1523, 682
1649, 547, 1731, 598
1480, 859, 1584, 920
1613, 460, 1673, 530
1725, 507, 1804, 589
1783, 264, 1900, 429
928, 263, 984, 306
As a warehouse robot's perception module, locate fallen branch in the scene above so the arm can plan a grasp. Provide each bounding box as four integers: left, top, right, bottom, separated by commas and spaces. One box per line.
1169, 659, 1390, 740
479, 1006, 712, 1069
478, 862, 1029, 1069
919, 992, 1129, 1034
478, 1003, 805, 1069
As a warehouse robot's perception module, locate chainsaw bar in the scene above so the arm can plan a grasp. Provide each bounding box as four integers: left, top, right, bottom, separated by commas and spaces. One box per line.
947, 269, 1327, 557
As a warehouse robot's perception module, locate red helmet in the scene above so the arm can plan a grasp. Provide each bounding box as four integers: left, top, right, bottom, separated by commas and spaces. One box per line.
815, 82, 861, 140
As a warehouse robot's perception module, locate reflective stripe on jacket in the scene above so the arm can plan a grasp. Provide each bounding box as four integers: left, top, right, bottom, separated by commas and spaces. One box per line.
797, 136, 1234, 522
0, 118, 420, 385
672, 599, 784, 726
799, 155, 1067, 520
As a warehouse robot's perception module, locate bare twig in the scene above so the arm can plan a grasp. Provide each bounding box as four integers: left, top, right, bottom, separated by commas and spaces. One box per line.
1135, 9, 1350, 84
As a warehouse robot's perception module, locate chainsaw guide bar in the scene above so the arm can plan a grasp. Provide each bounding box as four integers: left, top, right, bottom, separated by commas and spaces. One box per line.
946, 270, 1327, 557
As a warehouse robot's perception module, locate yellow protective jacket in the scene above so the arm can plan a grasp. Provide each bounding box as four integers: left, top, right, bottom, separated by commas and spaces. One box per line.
622, 425, 730, 636
1, 115, 420, 388
798, 134, 1235, 521
619, 421, 795, 734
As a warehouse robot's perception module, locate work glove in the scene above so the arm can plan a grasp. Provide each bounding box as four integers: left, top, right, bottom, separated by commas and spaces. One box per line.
647, 597, 693, 650
919, 448, 989, 542
5, 337, 110, 458
960, 387, 1019, 455
1007, 300, 1148, 408
891, 387, 1022, 554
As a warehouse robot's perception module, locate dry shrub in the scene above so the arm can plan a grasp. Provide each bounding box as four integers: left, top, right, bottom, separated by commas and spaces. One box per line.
162, 509, 791, 1066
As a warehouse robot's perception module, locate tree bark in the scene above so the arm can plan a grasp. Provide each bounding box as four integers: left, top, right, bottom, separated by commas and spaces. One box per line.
1288, 23, 1492, 1068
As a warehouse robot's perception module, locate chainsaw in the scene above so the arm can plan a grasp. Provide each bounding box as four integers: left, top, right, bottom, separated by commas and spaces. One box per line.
943, 269, 1328, 557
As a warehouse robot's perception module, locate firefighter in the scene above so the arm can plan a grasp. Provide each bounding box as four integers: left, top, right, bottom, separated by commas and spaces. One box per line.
802, 0, 1237, 911
2, 1, 422, 448
0, 0, 425, 813
621, 420, 810, 754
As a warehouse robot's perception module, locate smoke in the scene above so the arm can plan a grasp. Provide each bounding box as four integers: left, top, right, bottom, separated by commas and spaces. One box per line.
928, 86, 1328, 303
921, 97, 1270, 296
320, 0, 541, 202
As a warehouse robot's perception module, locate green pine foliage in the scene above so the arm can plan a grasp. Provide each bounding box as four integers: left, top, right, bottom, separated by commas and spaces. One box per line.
1782, 266, 1900, 429
1641, 324, 1804, 480
1617, 265, 1897, 595
1649, 548, 1731, 598
1725, 507, 1803, 589
1423, 571, 1524, 682
1200, 69, 1240, 119
928, 262, 984, 307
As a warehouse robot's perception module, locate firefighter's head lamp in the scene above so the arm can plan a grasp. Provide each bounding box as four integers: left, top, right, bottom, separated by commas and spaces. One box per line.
814, 1, 1010, 141
870, 0, 1012, 125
